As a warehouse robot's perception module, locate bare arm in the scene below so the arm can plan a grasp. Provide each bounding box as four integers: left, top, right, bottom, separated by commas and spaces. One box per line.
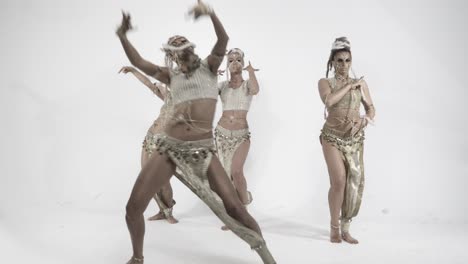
360, 80, 375, 120
318, 78, 363, 108
116, 12, 170, 84
119, 66, 165, 101
244, 61, 259, 95
188, 1, 228, 74
206, 12, 229, 74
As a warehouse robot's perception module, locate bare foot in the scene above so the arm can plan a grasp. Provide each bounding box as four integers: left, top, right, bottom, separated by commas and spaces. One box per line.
166, 215, 179, 224
148, 211, 165, 221
221, 225, 230, 231
330, 225, 342, 243
342, 232, 359, 244
126, 256, 144, 264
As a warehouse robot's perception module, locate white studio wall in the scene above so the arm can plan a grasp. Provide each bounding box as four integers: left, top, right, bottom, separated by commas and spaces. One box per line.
1, 0, 467, 263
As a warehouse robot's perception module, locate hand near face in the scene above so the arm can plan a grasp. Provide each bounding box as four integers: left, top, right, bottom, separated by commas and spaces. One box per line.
350, 76, 365, 90
243, 61, 259, 72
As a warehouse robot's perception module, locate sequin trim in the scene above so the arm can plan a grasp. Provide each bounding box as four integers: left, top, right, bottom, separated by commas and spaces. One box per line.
154, 134, 216, 165
320, 129, 365, 147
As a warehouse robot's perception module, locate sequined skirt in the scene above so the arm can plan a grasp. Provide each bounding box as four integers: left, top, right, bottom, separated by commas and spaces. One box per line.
320, 127, 364, 151
142, 131, 161, 156
154, 134, 216, 180
214, 125, 250, 179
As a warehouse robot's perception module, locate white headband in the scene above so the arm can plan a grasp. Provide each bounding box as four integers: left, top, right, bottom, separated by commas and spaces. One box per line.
227, 48, 244, 58
161, 42, 196, 52
331, 39, 351, 51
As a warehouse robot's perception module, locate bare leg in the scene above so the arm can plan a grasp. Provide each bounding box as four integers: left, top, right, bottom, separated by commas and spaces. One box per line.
230, 140, 251, 204
140, 148, 148, 167
221, 140, 251, 231
141, 149, 163, 221
126, 152, 176, 261
142, 149, 178, 224
204, 156, 275, 263
207, 156, 261, 235
151, 184, 178, 224
322, 139, 346, 243
164, 145, 275, 263
148, 184, 178, 223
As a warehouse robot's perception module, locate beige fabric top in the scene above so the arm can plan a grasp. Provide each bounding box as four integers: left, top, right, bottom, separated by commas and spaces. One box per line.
168, 59, 218, 105
218, 80, 253, 111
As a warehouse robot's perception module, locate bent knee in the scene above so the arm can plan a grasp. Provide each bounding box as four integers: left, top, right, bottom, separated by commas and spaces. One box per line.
225, 203, 246, 219
126, 200, 145, 218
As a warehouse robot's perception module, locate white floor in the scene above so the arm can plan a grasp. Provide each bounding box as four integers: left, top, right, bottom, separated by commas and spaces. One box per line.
1, 204, 467, 264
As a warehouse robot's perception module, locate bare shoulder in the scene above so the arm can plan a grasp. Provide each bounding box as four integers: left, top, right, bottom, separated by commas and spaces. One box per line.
318, 78, 331, 90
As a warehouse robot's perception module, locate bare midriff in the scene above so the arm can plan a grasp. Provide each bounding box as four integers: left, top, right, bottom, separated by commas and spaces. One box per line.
323, 108, 364, 138
217, 110, 249, 130
164, 98, 217, 141
147, 118, 164, 134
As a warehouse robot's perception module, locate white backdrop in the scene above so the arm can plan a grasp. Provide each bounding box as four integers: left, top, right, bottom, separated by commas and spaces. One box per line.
1, 0, 467, 263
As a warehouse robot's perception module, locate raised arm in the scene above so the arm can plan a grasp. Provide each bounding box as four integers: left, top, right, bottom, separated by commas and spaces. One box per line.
116, 12, 170, 84
318, 78, 364, 108
188, 1, 229, 74
119, 66, 165, 101
360, 80, 375, 120
244, 61, 260, 95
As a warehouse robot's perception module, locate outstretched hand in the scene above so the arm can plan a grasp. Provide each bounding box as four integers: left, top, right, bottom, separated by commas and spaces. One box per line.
243, 61, 259, 72
217, 69, 226, 76
188, 0, 213, 20
116, 11, 133, 36
118, 66, 135, 74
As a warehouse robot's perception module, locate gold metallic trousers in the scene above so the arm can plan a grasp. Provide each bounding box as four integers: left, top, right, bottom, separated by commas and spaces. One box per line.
321, 130, 365, 230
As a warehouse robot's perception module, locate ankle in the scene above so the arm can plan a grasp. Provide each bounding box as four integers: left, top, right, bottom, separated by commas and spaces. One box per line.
130, 256, 144, 263
330, 222, 340, 230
